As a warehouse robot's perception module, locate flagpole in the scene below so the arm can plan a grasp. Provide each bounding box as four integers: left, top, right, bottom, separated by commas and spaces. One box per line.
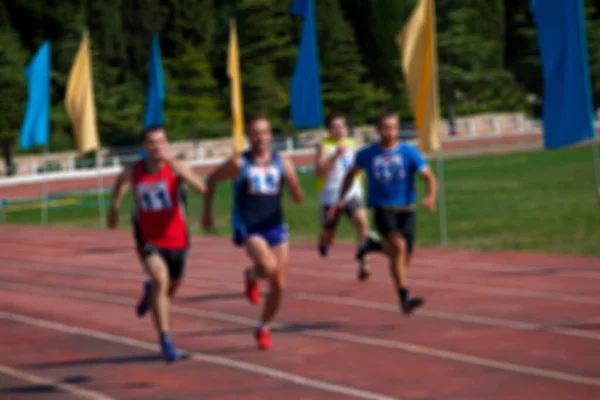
591, 133, 600, 207
41, 144, 49, 225
436, 149, 448, 245
0, 199, 6, 224
96, 149, 106, 227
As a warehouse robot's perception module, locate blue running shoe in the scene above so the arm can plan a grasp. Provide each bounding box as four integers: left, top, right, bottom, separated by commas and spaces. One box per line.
136, 280, 152, 317
160, 334, 180, 363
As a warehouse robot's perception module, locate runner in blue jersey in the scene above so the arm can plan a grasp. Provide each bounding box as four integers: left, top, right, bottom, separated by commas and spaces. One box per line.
328, 110, 438, 315
202, 115, 303, 349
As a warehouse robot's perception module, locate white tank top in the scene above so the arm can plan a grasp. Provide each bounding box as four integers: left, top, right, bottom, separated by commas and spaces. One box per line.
316, 137, 363, 205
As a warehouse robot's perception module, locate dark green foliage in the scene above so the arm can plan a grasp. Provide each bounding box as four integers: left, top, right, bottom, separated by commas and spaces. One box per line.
314, 0, 387, 123
0, 27, 27, 142
0, 0, 599, 157
234, 0, 297, 119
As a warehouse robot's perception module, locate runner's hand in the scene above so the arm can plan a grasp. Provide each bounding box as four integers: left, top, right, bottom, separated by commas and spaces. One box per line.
422, 196, 436, 213
327, 201, 343, 221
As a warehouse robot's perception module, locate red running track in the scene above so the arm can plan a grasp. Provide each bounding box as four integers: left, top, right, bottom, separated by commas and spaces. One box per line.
1, 225, 600, 399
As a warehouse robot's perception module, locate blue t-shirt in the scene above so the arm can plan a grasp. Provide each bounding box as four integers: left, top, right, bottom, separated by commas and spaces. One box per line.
353, 142, 428, 208
232, 151, 286, 232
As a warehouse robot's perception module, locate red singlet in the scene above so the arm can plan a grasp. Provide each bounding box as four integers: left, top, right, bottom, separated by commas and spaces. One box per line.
131, 161, 188, 249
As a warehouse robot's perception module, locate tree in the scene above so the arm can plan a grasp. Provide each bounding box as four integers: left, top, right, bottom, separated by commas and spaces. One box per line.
342, 0, 415, 116
504, 0, 542, 113
0, 25, 27, 174
235, 0, 297, 119
165, 0, 215, 54
87, 0, 145, 145
164, 43, 223, 140
585, 0, 600, 103
314, 0, 386, 124
437, 0, 527, 122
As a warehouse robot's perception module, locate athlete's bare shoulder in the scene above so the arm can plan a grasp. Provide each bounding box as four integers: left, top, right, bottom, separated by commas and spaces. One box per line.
229, 152, 243, 169
115, 162, 136, 185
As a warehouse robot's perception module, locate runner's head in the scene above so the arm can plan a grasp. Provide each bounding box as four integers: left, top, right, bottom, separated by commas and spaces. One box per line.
376, 110, 400, 146
141, 125, 167, 162
326, 112, 348, 141
246, 115, 272, 153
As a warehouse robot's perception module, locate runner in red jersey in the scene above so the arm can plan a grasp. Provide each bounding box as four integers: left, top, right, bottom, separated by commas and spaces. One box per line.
108, 126, 206, 362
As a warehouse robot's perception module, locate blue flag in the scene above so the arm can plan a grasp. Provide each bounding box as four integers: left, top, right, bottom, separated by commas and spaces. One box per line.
140, 34, 165, 160
531, 0, 596, 149
290, 0, 324, 129
143, 33, 165, 129
20, 41, 51, 150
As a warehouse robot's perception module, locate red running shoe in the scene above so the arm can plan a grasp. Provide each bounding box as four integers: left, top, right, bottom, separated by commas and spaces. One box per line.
245, 268, 260, 304
254, 327, 272, 350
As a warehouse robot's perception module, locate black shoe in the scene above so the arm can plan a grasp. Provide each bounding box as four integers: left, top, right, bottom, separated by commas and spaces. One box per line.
357, 267, 371, 281
318, 243, 328, 258
401, 297, 425, 315
356, 234, 381, 261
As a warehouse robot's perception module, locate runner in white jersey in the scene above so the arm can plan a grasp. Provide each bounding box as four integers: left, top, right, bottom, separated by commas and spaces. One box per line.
314, 112, 381, 280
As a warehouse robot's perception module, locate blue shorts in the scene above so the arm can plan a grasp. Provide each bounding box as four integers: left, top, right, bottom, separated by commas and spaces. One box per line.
233, 223, 289, 248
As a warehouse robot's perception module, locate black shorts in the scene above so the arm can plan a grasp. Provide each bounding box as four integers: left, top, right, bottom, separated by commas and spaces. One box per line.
133, 222, 188, 280
321, 197, 363, 230
373, 208, 416, 253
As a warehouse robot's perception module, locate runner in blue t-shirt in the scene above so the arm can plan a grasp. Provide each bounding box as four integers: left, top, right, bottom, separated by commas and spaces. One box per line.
328, 110, 438, 315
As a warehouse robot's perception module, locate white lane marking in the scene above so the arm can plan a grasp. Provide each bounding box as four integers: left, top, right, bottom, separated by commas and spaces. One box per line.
2, 282, 600, 387
0, 364, 116, 400
0, 311, 398, 400
4, 263, 600, 341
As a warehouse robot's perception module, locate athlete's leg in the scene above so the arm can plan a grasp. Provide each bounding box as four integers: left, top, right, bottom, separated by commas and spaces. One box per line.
252, 238, 289, 351
382, 233, 408, 293
261, 241, 288, 326
242, 234, 279, 349
374, 208, 423, 315
317, 205, 339, 257
348, 201, 371, 280
402, 212, 416, 270
354, 204, 384, 270
242, 234, 276, 305
136, 279, 153, 317
168, 280, 181, 298
133, 224, 153, 318
382, 232, 423, 314
145, 255, 170, 338
166, 249, 187, 298
140, 250, 180, 361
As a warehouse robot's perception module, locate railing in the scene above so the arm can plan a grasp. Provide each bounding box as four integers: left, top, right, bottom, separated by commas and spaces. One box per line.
0, 117, 560, 183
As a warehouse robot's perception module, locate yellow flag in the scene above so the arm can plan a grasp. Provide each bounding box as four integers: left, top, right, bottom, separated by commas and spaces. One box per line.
65, 31, 99, 154
228, 19, 245, 154
396, 0, 440, 152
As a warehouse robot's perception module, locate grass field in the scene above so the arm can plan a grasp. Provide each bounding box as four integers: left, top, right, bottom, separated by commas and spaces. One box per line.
3, 145, 599, 256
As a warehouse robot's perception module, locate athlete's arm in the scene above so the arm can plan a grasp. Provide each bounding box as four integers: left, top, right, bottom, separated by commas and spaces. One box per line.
169, 159, 206, 195
107, 166, 132, 229
314, 143, 343, 177
326, 166, 360, 222
202, 156, 242, 229
411, 146, 437, 213
338, 166, 361, 206
282, 157, 303, 203
419, 166, 438, 213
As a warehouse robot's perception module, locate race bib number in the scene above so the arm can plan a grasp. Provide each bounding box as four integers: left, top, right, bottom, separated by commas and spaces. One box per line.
248, 165, 281, 195
338, 153, 352, 170
372, 154, 405, 182
136, 180, 173, 211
